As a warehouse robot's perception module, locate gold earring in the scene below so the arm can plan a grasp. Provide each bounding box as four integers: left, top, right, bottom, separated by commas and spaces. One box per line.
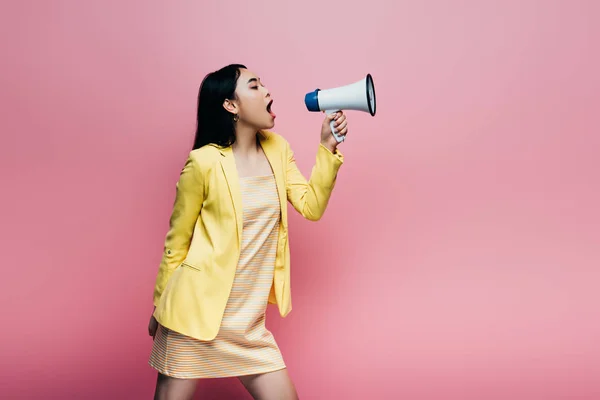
233, 114, 239, 122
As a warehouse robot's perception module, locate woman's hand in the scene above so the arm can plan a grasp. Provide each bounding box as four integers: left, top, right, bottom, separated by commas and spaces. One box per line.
148, 307, 158, 339
320, 111, 348, 152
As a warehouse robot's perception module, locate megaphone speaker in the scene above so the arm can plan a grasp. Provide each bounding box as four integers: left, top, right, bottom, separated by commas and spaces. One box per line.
304, 74, 376, 143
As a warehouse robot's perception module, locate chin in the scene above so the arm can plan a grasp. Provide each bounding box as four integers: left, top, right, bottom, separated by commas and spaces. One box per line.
261, 119, 275, 130
251, 116, 275, 131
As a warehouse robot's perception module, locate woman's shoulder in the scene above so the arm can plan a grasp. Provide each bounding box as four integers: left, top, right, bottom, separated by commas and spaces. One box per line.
190, 143, 223, 158
186, 131, 290, 167
186, 144, 223, 171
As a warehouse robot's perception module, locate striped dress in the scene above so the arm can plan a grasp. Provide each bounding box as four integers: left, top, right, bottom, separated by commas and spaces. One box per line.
148, 174, 286, 378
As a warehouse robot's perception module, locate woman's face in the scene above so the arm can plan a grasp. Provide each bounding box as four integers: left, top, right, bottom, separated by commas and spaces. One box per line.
225, 68, 276, 130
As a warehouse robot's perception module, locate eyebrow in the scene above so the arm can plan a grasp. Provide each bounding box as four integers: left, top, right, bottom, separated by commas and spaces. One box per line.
247, 78, 260, 84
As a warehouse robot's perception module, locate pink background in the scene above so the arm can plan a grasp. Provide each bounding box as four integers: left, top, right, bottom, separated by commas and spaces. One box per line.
1, 1, 599, 399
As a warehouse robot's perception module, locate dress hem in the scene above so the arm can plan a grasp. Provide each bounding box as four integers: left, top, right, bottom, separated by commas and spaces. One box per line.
148, 360, 287, 379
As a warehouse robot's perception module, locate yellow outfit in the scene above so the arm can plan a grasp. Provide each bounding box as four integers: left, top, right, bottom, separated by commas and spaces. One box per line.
149, 130, 343, 377
150, 174, 286, 378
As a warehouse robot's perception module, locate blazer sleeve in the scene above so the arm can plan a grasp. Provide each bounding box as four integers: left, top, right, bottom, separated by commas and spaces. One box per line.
153, 152, 205, 306
285, 141, 344, 221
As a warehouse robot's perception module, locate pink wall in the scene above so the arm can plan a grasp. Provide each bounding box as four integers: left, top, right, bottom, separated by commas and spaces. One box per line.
1, 1, 599, 399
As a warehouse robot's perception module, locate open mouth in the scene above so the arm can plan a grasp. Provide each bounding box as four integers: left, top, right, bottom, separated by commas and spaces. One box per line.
267, 100, 275, 118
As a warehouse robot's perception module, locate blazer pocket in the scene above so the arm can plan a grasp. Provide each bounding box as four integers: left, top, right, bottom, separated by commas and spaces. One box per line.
180, 261, 202, 272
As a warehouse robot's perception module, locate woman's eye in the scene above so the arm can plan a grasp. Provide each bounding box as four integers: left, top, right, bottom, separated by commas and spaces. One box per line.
251, 86, 258, 90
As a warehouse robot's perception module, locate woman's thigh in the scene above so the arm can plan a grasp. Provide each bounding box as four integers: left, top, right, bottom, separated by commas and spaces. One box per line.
238, 368, 299, 400
154, 372, 198, 400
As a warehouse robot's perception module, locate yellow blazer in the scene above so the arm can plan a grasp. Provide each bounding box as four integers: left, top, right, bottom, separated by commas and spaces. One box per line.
152, 130, 344, 341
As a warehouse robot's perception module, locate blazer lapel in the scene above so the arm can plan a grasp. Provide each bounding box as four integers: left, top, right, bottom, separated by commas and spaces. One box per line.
219, 146, 244, 247
259, 132, 287, 226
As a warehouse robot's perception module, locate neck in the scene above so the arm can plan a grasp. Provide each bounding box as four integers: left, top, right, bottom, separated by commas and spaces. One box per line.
232, 123, 260, 155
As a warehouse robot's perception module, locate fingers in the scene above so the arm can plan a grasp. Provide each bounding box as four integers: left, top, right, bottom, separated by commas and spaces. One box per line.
334, 118, 347, 132
332, 113, 348, 136
149, 315, 158, 337
149, 327, 157, 338
325, 110, 343, 119
323, 111, 349, 139
335, 125, 348, 137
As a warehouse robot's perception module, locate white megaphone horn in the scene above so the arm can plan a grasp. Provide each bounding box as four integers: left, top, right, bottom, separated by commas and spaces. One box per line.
304, 74, 376, 143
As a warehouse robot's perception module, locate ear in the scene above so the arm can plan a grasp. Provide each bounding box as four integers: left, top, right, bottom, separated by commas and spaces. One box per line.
223, 98, 238, 114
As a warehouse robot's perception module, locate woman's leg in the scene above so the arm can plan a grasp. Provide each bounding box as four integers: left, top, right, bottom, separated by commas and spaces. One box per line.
238, 368, 299, 400
153, 372, 198, 400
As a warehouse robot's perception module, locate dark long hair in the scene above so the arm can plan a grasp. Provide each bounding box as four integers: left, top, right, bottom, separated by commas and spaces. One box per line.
192, 64, 246, 150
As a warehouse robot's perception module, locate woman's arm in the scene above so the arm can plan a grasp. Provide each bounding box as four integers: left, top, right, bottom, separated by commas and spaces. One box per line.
153, 153, 205, 306
285, 112, 347, 220
285, 140, 344, 221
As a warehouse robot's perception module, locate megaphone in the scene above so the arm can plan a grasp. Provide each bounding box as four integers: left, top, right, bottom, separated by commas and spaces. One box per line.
304, 74, 376, 143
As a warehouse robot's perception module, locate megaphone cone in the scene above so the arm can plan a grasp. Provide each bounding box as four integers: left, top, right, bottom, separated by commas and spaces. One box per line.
304, 74, 376, 143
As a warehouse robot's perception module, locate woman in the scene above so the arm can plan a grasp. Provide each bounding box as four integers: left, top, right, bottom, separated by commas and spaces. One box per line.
147, 63, 348, 400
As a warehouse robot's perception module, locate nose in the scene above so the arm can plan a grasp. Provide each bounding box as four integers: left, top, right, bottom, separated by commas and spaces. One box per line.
262, 85, 270, 97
